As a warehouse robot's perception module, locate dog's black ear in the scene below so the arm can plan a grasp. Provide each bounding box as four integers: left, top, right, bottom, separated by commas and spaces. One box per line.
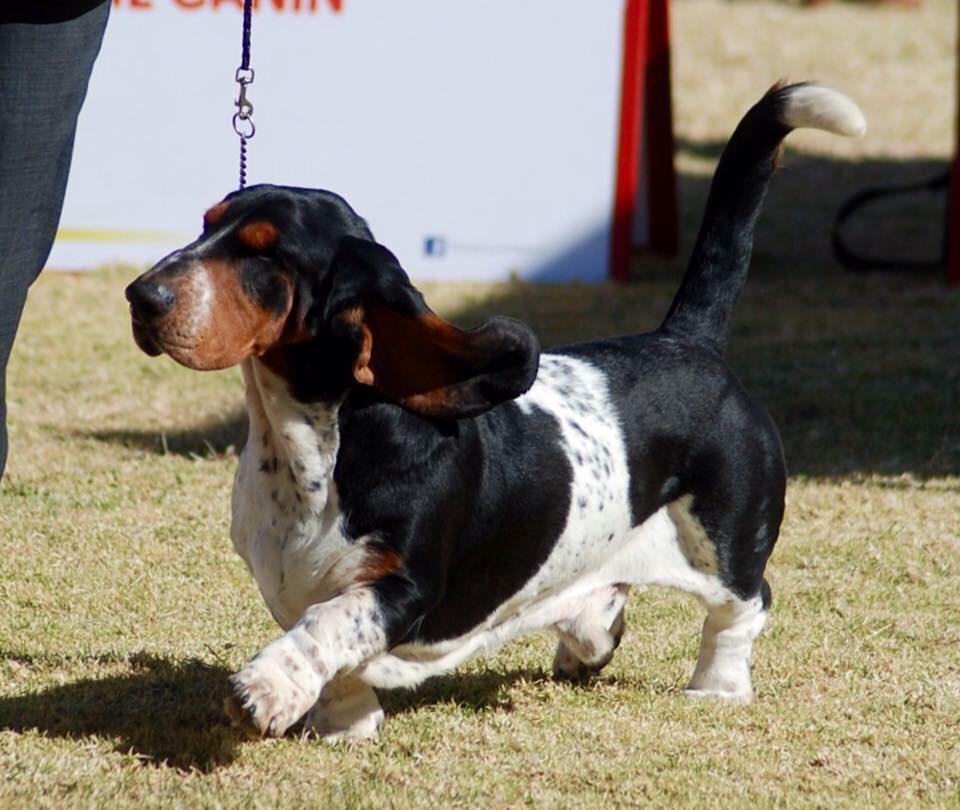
324, 237, 540, 419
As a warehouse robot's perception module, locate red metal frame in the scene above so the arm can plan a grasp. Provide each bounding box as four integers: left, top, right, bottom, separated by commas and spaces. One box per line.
610, 0, 647, 283
610, 0, 678, 283
643, 0, 678, 258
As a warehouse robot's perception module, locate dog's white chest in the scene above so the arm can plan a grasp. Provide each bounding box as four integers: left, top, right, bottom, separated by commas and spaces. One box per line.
231, 453, 349, 630
231, 361, 353, 630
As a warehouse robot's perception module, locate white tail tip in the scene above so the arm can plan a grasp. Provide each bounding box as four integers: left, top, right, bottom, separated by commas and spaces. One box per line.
780, 84, 867, 138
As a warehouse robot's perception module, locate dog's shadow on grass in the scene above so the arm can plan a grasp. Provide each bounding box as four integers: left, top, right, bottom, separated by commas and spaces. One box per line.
0, 651, 238, 771
0, 649, 562, 769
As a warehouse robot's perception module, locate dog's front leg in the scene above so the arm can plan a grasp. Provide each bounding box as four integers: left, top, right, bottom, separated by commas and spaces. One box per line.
224, 588, 388, 738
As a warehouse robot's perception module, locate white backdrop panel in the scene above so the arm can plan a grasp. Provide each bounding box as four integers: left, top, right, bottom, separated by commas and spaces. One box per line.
49, 1, 627, 281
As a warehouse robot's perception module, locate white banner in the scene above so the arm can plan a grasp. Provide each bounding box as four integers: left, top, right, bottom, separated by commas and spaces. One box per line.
50, 0, 630, 281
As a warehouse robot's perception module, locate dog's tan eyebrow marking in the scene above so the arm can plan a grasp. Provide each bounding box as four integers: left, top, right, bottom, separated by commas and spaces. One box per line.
238, 221, 279, 252
203, 201, 231, 228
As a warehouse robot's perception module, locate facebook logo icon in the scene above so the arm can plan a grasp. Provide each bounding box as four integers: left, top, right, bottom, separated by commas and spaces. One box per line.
423, 236, 447, 257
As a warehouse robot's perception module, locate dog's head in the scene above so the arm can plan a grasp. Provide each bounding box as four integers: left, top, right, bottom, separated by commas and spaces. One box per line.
125, 185, 540, 419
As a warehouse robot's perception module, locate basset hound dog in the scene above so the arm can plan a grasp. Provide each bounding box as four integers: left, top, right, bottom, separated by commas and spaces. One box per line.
126, 83, 864, 740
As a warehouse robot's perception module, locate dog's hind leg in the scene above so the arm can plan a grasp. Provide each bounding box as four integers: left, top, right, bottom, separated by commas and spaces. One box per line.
303, 675, 384, 742
684, 581, 771, 703
551, 583, 630, 681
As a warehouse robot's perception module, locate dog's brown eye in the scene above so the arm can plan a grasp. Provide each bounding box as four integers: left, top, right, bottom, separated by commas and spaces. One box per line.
242, 265, 289, 316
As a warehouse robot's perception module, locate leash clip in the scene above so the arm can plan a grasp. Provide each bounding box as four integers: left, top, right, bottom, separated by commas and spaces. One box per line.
233, 67, 256, 139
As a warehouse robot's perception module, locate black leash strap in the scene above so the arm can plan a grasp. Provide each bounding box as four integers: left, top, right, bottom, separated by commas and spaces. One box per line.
832, 170, 948, 273
233, 0, 255, 190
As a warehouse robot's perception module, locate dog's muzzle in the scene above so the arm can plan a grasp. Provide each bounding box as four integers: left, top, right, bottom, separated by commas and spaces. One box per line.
126, 278, 176, 357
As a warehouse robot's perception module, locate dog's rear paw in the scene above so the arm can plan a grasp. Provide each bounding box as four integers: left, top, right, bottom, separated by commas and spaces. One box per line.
551, 642, 609, 682
683, 685, 754, 704
552, 598, 626, 682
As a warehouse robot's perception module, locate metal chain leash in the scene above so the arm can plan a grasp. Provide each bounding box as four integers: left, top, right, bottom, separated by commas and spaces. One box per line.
233, 0, 255, 189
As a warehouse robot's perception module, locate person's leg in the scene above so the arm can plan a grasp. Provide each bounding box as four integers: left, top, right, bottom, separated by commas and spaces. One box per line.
0, 2, 109, 479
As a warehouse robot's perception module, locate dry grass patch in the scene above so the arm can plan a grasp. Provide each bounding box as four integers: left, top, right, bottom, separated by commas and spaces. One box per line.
2, 1, 959, 806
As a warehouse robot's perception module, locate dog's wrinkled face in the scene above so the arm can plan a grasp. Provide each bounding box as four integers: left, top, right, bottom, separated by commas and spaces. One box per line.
126, 185, 370, 371
126, 184, 541, 418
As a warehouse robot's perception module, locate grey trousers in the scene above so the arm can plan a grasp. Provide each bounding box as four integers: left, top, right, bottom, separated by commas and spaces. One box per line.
0, 2, 109, 480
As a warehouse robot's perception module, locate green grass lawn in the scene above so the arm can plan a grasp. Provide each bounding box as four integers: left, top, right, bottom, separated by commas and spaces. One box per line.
1, 1, 958, 806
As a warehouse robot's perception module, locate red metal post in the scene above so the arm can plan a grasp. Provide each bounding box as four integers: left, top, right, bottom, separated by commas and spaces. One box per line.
610, 0, 678, 283
610, 0, 649, 283
643, 0, 679, 256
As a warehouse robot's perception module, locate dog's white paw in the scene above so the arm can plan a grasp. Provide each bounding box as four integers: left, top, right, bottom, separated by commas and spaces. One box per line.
552, 585, 627, 681
303, 677, 384, 743
224, 656, 320, 738
683, 685, 754, 704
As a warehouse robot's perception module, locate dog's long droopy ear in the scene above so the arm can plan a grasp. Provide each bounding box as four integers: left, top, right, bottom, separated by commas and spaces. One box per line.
325, 237, 540, 419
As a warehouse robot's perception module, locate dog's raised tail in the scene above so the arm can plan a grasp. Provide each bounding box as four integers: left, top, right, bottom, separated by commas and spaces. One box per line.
659, 83, 865, 354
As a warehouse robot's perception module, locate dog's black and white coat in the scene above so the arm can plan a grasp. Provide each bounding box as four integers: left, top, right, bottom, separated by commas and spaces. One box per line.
126, 83, 864, 740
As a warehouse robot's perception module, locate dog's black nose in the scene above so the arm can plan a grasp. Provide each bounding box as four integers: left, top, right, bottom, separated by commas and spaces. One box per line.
126, 279, 176, 320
